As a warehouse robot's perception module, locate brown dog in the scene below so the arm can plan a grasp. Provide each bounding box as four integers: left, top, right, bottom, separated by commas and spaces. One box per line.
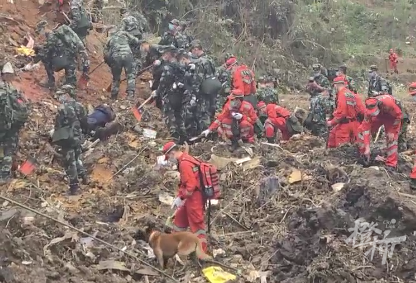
146, 228, 212, 269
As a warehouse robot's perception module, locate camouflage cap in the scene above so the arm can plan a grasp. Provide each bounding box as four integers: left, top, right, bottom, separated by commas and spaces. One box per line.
370, 65, 378, 71
258, 76, 266, 83
339, 64, 347, 70
312, 63, 321, 69
35, 20, 48, 35
224, 53, 235, 61
162, 45, 178, 54
190, 40, 202, 49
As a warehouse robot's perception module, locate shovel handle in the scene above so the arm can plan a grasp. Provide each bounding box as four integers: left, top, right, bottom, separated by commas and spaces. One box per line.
136, 96, 153, 111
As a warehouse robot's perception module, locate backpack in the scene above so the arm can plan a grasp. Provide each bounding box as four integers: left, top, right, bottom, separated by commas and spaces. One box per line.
0, 84, 29, 132
185, 158, 221, 200
52, 103, 80, 147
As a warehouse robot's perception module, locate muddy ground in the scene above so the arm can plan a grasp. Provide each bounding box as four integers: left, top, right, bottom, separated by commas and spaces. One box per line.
1, 0, 416, 282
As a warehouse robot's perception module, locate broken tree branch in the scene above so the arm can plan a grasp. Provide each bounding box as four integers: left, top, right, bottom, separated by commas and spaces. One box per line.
0, 194, 181, 283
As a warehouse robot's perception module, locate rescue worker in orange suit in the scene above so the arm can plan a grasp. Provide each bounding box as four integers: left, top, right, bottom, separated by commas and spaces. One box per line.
162, 141, 208, 252
408, 83, 416, 189
357, 94, 402, 169
224, 56, 257, 109
257, 101, 303, 143
327, 77, 365, 148
201, 90, 260, 151
389, 49, 398, 74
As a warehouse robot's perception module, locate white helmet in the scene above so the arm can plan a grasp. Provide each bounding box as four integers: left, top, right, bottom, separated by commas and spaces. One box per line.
2, 62, 14, 74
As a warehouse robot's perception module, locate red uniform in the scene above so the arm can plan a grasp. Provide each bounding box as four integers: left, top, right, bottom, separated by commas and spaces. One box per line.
263, 104, 292, 141
357, 94, 402, 167
209, 100, 257, 143
172, 152, 207, 251
232, 65, 256, 96
327, 86, 365, 148
389, 50, 398, 73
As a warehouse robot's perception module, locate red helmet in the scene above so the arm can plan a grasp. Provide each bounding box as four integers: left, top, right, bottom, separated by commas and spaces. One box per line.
365, 98, 380, 116
257, 101, 266, 109
333, 76, 346, 84
225, 57, 237, 67
162, 141, 177, 160
230, 89, 244, 98
409, 82, 416, 96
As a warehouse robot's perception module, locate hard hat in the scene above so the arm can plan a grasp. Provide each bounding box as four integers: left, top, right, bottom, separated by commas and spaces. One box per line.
162, 141, 177, 160
257, 101, 266, 109
2, 62, 14, 74
333, 76, 345, 84
230, 89, 244, 98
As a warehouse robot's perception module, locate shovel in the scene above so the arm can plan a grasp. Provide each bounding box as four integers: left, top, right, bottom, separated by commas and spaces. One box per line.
106, 65, 153, 92
19, 141, 48, 175
78, 61, 105, 89
132, 95, 153, 122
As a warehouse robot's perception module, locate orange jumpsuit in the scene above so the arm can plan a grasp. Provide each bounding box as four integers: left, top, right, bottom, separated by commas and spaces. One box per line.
232, 65, 256, 95
357, 95, 402, 167
389, 52, 398, 73
264, 104, 292, 140
172, 152, 207, 251
328, 87, 365, 148
209, 100, 258, 143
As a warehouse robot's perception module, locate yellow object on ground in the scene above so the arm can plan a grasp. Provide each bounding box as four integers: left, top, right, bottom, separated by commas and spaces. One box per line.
16, 46, 35, 57
202, 266, 236, 283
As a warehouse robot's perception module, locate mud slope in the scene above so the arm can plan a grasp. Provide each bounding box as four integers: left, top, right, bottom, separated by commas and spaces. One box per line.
1, 0, 416, 282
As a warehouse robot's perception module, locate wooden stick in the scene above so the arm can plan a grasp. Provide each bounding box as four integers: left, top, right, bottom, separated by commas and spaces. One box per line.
374, 126, 384, 143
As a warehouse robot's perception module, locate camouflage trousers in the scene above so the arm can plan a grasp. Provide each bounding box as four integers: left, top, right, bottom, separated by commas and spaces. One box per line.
310, 122, 328, 137
163, 99, 186, 140
44, 60, 77, 87
196, 96, 214, 132
61, 145, 86, 186
0, 133, 19, 181
182, 102, 198, 137
243, 94, 258, 110
108, 54, 136, 98
399, 119, 409, 150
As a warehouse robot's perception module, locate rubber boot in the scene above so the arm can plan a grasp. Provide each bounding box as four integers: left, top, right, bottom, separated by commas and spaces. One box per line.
229, 138, 239, 152
267, 137, 275, 143
68, 183, 80, 195
410, 179, 416, 190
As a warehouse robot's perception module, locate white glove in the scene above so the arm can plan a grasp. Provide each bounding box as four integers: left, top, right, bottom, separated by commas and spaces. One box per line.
189, 63, 196, 70
171, 197, 184, 209
173, 82, 177, 89
151, 90, 157, 98
153, 60, 161, 66
190, 97, 196, 106
232, 112, 243, 120
201, 129, 211, 137
177, 82, 184, 88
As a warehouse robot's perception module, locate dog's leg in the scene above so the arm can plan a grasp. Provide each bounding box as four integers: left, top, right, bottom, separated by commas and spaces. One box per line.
154, 248, 165, 269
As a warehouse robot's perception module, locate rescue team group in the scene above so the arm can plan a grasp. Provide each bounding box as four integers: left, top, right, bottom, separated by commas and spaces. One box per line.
1, 5, 416, 266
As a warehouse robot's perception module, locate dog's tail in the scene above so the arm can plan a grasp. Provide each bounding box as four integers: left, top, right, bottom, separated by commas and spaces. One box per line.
195, 239, 212, 260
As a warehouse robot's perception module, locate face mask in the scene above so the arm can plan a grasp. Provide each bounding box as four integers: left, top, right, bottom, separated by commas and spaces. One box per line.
168, 23, 175, 31
230, 99, 241, 109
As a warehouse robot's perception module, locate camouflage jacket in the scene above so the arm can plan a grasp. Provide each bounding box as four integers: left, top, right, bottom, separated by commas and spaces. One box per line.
309, 95, 331, 124
143, 44, 171, 67
314, 74, 330, 88
69, 5, 92, 32
216, 65, 232, 95
54, 99, 87, 145
122, 12, 149, 34
35, 25, 89, 68
257, 86, 279, 104
346, 75, 357, 93
155, 62, 185, 98
368, 72, 390, 96
104, 30, 140, 59
158, 31, 192, 49
119, 15, 143, 38
187, 53, 217, 95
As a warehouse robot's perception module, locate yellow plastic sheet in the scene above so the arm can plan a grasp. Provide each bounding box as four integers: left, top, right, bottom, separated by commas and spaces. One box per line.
202, 266, 236, 283
16, 46, 35, 57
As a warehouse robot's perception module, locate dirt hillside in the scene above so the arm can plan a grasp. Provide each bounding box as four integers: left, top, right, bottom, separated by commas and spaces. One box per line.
1, 0, 416, 282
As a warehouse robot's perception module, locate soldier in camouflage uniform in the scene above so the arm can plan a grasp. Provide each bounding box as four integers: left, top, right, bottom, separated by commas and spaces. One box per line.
51, 89, 88, 195
69, 0, 93, 44
0, 63, 29, 184
304, 77, 331, 136
337, 65, 357, 93
34, 25, 90, 89
189, 40, 218, 131
215, 53, 235, 112
257, 76, 279, 104
368, 65, 391, 97
104, 30, 141, 99
312, 64, 330, 88
159, 19, 192, 49
151, 47, 187, 144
